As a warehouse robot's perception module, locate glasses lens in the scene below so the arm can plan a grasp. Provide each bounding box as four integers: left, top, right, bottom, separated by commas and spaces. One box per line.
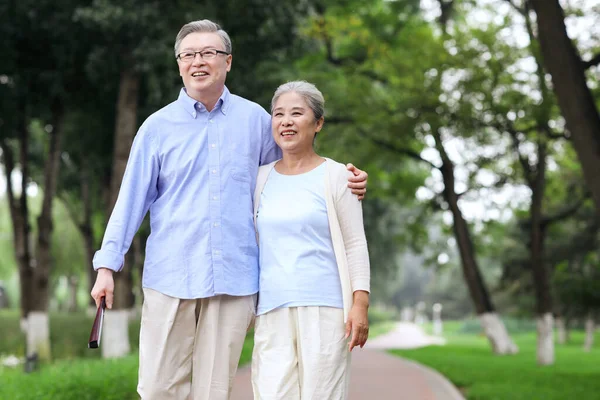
179, 52, 195, 61
201, 50, 217, 59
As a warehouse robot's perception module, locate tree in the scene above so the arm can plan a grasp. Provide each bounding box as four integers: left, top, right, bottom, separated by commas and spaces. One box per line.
527, 0, 600, 213
495, 2, 560, 365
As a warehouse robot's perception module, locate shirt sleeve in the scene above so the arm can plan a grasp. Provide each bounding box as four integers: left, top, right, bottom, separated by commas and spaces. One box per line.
335, 168, 371, 293
259, 108, 282, 165
92, 124, 160, 272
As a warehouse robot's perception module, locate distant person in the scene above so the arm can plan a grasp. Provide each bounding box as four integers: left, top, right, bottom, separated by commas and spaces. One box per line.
251, 81, 371, 399
90, 21, 368, 400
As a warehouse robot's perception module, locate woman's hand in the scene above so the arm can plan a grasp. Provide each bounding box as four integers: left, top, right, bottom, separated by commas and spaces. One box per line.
345, 290, 370, 351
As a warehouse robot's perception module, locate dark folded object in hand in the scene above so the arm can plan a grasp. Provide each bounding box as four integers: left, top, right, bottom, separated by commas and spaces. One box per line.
88, 297, 106, 349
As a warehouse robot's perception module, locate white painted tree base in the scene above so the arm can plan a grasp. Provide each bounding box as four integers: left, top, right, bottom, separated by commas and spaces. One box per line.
101, 310, 131, 359
86, 305, 98, 318
584, 317, 595, 352
480, 312, 519, 355
26, 311, 51, 362
127, 306, 141, 321
433, 320, 443, 336
537, 313, 554, 365
555, 317, 567, 344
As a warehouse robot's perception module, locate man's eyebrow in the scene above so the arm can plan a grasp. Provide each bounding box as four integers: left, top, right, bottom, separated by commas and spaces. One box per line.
180, 46, 219, 51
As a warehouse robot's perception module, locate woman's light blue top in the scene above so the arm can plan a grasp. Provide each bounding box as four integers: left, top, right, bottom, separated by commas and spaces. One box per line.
256, 162, 343, 315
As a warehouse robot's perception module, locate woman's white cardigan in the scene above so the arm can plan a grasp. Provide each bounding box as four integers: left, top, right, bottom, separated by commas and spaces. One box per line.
253, 158, 370, 322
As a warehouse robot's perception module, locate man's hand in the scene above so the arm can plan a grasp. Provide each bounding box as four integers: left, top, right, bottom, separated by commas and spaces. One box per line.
345, 291, 370, 351
346, 163, 368, 200
91, 268, 115, 309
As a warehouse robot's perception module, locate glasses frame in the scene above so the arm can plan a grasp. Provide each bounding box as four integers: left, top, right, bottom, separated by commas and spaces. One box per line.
176, 49, 230, 62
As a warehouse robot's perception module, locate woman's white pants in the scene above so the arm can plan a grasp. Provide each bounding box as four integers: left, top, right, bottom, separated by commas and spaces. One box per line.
251, 306, 351, 400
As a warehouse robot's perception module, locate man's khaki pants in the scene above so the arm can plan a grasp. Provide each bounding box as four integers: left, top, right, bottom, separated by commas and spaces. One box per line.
137, 288, 255, 400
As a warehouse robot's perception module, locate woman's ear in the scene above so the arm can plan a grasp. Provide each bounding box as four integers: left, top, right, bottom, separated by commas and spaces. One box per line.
315, 117, 324, 133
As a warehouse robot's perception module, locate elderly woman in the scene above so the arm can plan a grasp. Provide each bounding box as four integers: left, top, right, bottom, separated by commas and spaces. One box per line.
251, 81, 370, 399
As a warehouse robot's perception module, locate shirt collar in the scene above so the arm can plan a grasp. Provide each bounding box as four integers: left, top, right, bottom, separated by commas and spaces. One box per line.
177, 86, 231, 117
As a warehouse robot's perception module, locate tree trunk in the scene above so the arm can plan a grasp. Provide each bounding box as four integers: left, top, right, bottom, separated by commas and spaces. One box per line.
67, 275, 79, 313
27, 101, 65, 363
537, 313, 554, 365
584, 314, 595, 352
101, 309, 131, 359
108, 67, 140, 211
26, 311, 50, 361
479, 313, 518, 354
80, 163, 98, 310
529, 141, 554, 365
32, 103, 64, 313
102, 66, 139, 359
433, 128, 518, 355
556, 316, 567, 345
1, 111, 34, 329
530, 0, 600, 213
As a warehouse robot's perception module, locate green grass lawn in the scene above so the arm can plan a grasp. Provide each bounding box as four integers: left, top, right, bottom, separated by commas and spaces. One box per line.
392, 322, 600, 400
1, 355, 140, 400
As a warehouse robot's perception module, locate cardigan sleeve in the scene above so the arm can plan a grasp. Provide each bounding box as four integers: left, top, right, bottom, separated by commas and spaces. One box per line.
334, 167, 371, 294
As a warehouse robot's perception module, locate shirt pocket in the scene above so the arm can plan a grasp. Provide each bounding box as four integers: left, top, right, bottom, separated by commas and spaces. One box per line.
230, 165, 256, 255
231, 167, 251, 183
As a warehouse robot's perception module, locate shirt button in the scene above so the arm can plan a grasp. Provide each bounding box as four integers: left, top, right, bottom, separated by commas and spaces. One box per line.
212, 196, 218, 200
211, 144, 216, 148
209, 119, 214, 123
214, 250, 221, 255
211, 169, 217, 174
213, 222, 219, 227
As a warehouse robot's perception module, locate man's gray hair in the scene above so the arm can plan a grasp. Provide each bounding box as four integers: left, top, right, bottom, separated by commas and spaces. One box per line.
271, 81, 325, 120
174, 20, 232, 56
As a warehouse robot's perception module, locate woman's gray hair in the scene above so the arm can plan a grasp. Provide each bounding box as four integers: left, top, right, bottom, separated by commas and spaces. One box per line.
271, 81, 325, 121
174, 20, 232, 56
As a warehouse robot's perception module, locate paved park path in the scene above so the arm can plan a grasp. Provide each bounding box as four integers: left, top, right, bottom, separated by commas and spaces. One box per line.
231, 322, 465, 400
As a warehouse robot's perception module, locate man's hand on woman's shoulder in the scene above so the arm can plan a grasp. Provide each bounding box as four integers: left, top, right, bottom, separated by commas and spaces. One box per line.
346, 163, 368, 200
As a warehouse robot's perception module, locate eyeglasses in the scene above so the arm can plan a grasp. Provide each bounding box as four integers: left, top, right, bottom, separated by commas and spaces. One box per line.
176, 49, 230, 62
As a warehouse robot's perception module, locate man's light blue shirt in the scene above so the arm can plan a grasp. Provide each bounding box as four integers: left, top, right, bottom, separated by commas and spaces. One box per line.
93, 87, 281, 299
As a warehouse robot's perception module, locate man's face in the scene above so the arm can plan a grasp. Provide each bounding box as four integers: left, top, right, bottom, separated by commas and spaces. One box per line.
177, 32, 232, 99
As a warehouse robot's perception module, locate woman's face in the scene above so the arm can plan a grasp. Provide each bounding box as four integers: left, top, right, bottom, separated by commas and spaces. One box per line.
271, 92, 323, 154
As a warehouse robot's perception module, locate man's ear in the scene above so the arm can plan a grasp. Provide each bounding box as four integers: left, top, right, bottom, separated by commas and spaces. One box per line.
226, 55, 232, 72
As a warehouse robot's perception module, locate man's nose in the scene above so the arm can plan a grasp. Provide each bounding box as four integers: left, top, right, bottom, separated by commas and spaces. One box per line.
192, 53, 205, 66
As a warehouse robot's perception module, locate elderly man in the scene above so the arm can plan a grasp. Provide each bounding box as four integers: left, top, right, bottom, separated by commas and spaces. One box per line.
91, 19, 367, 400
